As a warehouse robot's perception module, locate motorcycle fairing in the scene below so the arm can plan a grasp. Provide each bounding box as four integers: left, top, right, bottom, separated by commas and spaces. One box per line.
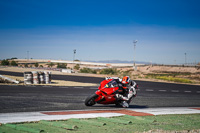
94, 79, 120, 104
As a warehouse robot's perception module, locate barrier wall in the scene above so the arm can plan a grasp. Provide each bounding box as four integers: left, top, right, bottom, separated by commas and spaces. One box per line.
24, 71, 51, 84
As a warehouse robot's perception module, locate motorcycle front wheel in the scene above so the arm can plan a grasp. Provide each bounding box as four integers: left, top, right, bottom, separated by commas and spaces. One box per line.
85, 94, 98, 106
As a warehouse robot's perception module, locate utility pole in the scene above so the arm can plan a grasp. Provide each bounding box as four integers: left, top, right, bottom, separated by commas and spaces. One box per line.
185, 53, 187, 65
27, 51, 29, 61
174, 60, 176, 65
73, 49, 76, 69
73, 49, 76, 61
133, 40, 138, 68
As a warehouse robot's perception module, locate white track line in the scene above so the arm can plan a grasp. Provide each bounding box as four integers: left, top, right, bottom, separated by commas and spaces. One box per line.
171, 90, 179, 92
159, 90, 166, 92
25, 86, 36, 87
146, 89, 154, 91
0, 112, 123, 124
59, 87, 69, 88
74, 87, 84, 89
130, 107, 200, 115
42, 86, 52, 87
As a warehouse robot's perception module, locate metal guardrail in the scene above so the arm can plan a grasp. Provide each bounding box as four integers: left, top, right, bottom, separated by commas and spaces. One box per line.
0, 75, 19, 84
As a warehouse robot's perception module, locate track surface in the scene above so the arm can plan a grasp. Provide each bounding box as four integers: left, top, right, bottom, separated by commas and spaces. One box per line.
0, 70, 200, 113
0, 70, 104, 83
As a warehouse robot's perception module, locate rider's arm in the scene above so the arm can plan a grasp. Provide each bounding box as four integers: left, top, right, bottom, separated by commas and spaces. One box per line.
129, 80, 137, 96
130, 80, 137, 87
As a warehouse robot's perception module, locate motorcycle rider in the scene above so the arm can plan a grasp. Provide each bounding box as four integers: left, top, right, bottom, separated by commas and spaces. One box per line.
115, 76, 137, 108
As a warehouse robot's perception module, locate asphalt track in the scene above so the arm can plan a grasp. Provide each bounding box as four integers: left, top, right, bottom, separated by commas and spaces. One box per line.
0, 70, 104, 83
0, 70, 200, 113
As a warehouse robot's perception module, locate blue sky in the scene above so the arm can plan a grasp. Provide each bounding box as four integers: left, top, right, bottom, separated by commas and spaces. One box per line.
0, 0, 200, 64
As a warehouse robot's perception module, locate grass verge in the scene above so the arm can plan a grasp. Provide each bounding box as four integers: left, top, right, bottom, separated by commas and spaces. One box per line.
155, 76, 193, 83
145, 74, 194, 84
0, 114, 200, 133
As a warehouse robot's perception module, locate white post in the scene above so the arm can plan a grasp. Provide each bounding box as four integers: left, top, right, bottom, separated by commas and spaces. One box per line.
133, 40, 138, 69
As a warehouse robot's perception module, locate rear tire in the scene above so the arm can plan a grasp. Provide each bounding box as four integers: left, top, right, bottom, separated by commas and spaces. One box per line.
85, 94, 98, 106
115, 102, 121, 107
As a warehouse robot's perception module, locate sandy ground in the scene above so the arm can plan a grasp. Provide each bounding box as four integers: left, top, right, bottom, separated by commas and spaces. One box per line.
118, 65, 200, 85
0, 74, 98, 86
0, 66, 107, 78
137, 65, 200, 74
0, 66, 99, 86
117, 65, 200, 74
0, 66, 200, 85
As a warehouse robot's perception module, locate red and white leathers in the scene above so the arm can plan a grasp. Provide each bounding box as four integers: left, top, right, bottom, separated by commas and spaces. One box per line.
106, 77, 137, 108
117, 80, 137, 107
121, 80, 137, 100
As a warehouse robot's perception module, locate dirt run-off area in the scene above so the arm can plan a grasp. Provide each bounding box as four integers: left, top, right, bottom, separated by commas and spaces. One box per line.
0, 65, 200, 85
118, 65, 200, 85
0, 67, 98, 86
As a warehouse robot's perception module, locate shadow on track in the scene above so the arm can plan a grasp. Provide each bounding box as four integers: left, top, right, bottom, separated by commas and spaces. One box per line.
87, 104, 148, 109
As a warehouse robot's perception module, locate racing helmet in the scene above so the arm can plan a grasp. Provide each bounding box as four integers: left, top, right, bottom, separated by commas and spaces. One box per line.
122, 76, 130, 84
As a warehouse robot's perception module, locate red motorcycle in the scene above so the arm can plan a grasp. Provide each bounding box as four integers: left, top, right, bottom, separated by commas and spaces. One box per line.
85, 79, 130, 107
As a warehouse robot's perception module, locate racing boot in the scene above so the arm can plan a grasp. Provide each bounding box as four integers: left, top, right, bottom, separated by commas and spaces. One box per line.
121, 101, 129, 108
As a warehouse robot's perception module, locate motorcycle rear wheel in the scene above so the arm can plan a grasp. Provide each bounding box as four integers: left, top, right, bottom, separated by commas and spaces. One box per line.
85, 94, 98, 106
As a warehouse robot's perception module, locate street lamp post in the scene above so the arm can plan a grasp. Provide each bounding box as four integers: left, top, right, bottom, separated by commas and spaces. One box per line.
73, 49, 76, 61
73, 49, 76, 69
27, 51, 29, 67
185, 53, 187, 65
133, 40, 138, 68
27, 51, 29, 61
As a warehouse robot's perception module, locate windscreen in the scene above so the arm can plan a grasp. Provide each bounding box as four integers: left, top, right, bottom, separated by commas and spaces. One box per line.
104, 79, 118, 88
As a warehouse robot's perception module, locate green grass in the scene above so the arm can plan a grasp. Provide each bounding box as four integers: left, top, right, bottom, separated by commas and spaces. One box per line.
79, 68, 97, 74
155, 76, 193, 83
1, 114, 200, 133
145, 73, 193, 84
99, 68, 118, 75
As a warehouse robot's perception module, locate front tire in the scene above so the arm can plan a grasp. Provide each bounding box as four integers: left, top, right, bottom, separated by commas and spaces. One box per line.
85, 94, 98, 106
